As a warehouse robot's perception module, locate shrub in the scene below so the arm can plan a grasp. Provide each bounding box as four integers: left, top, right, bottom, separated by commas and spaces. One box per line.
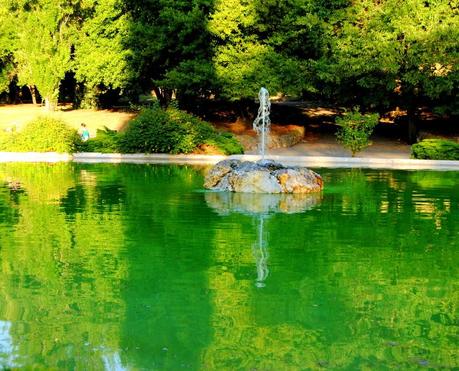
411, 139, 459, 160
77, 127, 120, 153
119, 105, 243, 155
335, 110, 379, 156
204, 131, 244, 155
0, 116, 80, 153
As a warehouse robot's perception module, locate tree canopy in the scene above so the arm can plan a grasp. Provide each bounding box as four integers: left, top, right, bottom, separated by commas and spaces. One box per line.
0, 0, 456, 117
2, 0, 83, 108
314, 0, 459, 114
73, 0, 133, 107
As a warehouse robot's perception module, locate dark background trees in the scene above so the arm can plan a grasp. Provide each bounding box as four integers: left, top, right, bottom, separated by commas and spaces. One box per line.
124, 0, 215, 108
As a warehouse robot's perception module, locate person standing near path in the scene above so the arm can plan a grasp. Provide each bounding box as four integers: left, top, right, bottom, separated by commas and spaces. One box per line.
79, 123, 90, 141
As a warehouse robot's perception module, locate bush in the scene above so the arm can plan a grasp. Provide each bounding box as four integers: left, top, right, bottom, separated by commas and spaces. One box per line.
119, 105, 243, 155
335, 110, 379, 156
203, 131, 244, 155
411, 139, 459, 160
77, 127, 120, 153
0, 116, 80, 153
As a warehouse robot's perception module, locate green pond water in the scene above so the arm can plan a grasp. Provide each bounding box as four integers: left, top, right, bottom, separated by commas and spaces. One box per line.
0, 163, 457, 370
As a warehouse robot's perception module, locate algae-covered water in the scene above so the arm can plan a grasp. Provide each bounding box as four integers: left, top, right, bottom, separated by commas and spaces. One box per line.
0, 163, 457, 369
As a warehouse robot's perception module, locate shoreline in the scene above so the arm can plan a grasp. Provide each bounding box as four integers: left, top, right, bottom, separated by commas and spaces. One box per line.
0, 152, 458, 171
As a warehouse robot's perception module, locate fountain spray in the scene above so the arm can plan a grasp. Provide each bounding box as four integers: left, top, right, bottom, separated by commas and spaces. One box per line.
253, 87, 271, 159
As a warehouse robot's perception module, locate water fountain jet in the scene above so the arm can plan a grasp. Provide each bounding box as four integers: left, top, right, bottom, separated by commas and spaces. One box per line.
204, 88, 323, 194
253, 87, 271, 159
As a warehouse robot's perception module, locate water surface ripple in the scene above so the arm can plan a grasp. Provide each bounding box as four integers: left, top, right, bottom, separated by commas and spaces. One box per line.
0, 163, 457, 369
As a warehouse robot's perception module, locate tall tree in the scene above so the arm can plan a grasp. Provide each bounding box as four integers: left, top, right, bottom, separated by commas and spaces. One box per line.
73, 0, 133, 108
208, 0, 338, 102
125, 0, 215, 108
6, 0, 79, 110
0, 3, 17, 97
314, 0, 459, 141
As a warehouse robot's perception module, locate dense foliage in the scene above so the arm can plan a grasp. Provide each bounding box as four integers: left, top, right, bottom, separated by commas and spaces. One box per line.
0, 0, 457, 134
77, 127, 121, 153
73, 0, 133, 107
411, 139, 459, 160
0, 116, 80, 153
2, 0, 80, 108
335, 110, 379, 156
125, 0, 215, 107
119, 106, 243, 154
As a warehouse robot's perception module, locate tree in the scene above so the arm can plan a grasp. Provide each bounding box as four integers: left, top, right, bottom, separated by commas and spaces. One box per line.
0, 3, 17, 97
5, 0, 79, 110
73, 0, 133, 108
124, 0, 215, 108
207, 0, 350, 122
314, 0, 459, 142
208, 0, 316, 102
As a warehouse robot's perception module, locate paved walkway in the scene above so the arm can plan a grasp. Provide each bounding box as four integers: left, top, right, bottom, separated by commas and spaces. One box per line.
1, 135, 458, 170
255, 135, 412, 159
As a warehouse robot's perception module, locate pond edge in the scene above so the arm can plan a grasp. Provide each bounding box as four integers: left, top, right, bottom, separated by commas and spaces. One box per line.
0, 152, 458, 171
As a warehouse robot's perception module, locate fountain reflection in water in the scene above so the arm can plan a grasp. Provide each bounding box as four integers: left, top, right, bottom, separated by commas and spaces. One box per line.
205, 192, 321, 287
254, 215, 268, 288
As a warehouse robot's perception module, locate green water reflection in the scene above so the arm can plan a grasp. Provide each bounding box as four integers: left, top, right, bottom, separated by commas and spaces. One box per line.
0, 163, 457, 369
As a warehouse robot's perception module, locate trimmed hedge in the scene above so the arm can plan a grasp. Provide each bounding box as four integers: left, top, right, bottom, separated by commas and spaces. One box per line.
411, 139, 459, 160
0, 116, 80, 153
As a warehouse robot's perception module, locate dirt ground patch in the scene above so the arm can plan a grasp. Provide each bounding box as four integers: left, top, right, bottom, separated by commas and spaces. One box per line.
1, 103, 456, 159
215, 119, 305, 151
0, 104, 136, 137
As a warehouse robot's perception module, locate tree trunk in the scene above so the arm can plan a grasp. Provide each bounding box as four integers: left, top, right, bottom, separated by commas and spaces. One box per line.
44, 97, 56, 111
7, 81, 20, 104
28, 85, 37, 105
406, 107, 418, 144
152, 86, 172, 108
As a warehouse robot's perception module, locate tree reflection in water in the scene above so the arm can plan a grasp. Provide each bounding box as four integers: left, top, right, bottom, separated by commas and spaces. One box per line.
0, 164, 457, 369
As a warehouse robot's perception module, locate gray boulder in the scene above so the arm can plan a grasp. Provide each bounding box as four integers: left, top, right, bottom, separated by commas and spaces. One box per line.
230, 169, 282, 193
204, 159, 323, 194
203, 159, 239, 189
